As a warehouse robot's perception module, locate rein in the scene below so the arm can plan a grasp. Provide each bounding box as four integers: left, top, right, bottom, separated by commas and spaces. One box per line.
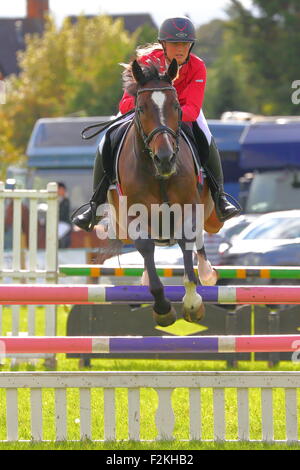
135, 86, 182, 156
81, 86, 182, 150
81, 109, 135, 140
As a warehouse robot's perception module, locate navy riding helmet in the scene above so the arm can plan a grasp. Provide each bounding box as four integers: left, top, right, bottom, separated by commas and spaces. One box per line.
158, 17, 196, 42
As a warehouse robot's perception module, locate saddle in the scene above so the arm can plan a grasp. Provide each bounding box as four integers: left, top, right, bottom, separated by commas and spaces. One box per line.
104, 119, 207, 190
102, 119, 133, 184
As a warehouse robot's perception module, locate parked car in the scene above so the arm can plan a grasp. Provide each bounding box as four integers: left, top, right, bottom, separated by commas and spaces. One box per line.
218, 210, 300, 268
104, 243, 184, 267
102, 244, 185, 285
102, 214, 254, 274
204, 214, 255, 265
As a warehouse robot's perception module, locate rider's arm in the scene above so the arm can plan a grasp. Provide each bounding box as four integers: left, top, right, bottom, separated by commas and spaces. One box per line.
119, 91, 135, 114
179, 59, 207, 122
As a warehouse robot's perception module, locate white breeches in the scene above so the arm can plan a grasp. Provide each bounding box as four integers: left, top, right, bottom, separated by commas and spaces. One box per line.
196, 109, 212, 145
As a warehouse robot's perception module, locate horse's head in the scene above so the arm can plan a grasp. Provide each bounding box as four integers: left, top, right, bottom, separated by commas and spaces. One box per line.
128, 59, 181, 179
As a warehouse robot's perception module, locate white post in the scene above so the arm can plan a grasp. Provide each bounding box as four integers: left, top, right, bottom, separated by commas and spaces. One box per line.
45, 183, 58, 354
155, 388, 175, 440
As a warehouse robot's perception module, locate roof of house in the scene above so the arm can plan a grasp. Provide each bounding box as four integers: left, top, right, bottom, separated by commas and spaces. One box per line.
110, 13, 157, 32
0, 17, 44, 76
68, 13, 157, 33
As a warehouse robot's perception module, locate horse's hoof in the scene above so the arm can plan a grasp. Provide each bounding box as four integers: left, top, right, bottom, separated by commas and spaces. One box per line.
183, 302, 205, 323
199, 267, 218, 286
153, 306, 177, 327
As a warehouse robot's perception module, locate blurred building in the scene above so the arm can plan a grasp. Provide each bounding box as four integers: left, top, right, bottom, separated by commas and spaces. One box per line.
68, 13, 157, 34
0, 0, 156, 78
0, 0, 49, 77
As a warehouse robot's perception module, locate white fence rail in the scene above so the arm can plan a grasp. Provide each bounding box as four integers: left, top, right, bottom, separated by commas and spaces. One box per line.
0, 182, 58, 360
0, 371, 299, 443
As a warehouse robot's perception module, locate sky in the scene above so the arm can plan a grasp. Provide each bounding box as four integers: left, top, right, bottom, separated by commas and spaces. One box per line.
0, 0, 253, 27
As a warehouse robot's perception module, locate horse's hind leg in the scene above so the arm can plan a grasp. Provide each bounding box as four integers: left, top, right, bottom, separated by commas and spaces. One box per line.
134, 239, 176, 326
177, 239, 205, 323
197, 246, 218, 286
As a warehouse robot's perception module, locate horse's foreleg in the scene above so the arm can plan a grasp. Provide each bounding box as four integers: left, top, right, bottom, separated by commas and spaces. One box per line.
177, 239, 205, 323
140, 261, 149, 286
134, 239, 176, 326
196, 246, 218, 286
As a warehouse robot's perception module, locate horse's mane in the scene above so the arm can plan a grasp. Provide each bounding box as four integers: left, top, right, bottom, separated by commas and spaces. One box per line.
121, 59, 171, 97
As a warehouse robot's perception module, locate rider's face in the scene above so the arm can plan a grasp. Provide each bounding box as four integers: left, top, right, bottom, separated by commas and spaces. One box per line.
163, 41, 191, 65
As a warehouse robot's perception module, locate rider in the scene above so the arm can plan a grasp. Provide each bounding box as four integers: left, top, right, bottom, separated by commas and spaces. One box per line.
72, 17, 240, 231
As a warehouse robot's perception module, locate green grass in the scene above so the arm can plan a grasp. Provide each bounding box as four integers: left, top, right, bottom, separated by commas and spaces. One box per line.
1, 441, 300, 450
1, 305, 300, 450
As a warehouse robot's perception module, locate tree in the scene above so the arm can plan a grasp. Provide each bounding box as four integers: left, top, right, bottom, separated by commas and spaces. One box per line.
0, 118, 24, 181
201, 1, 300, 117
0, 15, 136, 177
198, 20, 254, 118
134, 23, 157, 48
194, 20, 226, 67
225, 0, 300, 114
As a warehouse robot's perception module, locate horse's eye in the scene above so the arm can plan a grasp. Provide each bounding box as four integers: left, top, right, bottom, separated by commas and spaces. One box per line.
137, 106, 144, 114
173, 103, 180, 111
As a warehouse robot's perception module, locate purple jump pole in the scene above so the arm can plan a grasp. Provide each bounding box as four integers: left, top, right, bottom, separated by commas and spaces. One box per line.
0, 335, 300, 354
1, 284, 300, 305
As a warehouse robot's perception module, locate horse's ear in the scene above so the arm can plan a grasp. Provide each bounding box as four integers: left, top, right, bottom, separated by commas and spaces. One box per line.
167, 59, 178, 82
132, 60, 147, 85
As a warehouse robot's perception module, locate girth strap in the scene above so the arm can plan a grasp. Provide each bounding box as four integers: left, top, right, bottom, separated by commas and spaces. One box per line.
158, 179, 170, 205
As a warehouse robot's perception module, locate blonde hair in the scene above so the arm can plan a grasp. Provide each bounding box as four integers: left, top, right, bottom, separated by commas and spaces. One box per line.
136, 42, 163, 58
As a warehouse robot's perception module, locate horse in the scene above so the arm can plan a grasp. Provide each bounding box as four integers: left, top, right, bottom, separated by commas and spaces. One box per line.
106, 58, 222, 327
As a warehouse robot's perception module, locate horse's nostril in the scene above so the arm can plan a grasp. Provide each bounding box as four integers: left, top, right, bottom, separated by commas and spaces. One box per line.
153, 154, 161, 165
170, 154, 176, 165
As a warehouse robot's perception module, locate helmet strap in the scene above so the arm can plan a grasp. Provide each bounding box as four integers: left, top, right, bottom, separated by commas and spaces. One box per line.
184, 42, 194, 64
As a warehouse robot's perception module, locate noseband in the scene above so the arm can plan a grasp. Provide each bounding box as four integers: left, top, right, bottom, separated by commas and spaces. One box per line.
135, 86, 182, 156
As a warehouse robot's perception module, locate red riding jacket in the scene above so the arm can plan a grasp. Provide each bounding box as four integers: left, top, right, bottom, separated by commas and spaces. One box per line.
119, 49, 206, 122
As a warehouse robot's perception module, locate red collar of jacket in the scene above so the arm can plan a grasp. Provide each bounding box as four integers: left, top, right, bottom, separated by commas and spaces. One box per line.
140, 49, 196, 86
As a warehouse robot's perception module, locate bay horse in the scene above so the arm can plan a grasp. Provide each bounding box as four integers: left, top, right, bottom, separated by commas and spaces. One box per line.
107, 58, 222, 327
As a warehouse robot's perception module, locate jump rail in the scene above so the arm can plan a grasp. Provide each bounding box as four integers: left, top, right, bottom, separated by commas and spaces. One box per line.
59, 265, 300, 280
0, 284, 300, 305
0, 371, 300, 442
5, 265, 300, 280
1, 335, 300, 354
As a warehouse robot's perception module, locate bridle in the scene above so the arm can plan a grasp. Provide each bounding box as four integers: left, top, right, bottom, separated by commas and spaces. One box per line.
135, 86, 182, 157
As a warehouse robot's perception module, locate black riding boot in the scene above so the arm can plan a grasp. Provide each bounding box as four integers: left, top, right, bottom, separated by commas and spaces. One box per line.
204, 138, 241, 222
71, 142, 110, 232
